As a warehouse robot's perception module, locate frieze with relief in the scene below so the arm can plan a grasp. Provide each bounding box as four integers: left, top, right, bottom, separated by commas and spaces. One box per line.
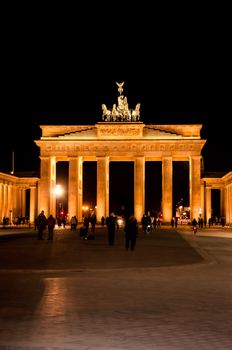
98, 126, 142, 137
40, 140, 205, 156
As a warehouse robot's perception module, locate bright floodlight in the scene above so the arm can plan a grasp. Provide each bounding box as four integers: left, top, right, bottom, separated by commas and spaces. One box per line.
55, 184, 63, 196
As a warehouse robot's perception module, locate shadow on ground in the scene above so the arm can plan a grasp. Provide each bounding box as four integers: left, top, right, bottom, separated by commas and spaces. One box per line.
0, 227, 204, 270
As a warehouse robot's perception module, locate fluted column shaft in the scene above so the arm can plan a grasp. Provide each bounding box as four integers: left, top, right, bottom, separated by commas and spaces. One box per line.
68, 156, 83, 222
39, 157, 56, 217
225, 184, 232, 225
0, 184, 3, 222
189, 156, 201, 220
21, 188, 26, 217
3, 184, 8, 218
134, 157, 145, 221
30, 187, 37, 223
97, 157, 109, 222
162, 157, 173, 222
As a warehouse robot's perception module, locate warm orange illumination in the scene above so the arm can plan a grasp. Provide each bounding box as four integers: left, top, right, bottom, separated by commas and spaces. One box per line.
54, 184, 63, 196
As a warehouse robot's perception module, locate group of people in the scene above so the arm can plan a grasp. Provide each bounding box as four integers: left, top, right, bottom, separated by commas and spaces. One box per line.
35, 210, 138, 250
36, 210, 56, 240
106, 213, 138, 251
79, 214, 97, 240
141, 214, 161, 233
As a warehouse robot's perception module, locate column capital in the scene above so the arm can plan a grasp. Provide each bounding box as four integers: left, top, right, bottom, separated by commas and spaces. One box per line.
162, 156, 173, 160
190, 155, 201, 160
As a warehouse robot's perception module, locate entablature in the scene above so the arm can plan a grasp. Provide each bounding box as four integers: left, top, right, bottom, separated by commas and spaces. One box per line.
37, 139, 206, 158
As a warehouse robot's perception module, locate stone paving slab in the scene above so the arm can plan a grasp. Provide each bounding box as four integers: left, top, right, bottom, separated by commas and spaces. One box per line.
0, 227, 232, 349
0, 227, 204, 271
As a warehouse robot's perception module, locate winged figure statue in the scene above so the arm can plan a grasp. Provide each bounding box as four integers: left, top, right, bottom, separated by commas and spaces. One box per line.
116, 81, 124, 95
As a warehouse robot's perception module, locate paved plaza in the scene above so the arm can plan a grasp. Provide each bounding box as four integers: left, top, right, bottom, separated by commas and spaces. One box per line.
0, 225, 232, 349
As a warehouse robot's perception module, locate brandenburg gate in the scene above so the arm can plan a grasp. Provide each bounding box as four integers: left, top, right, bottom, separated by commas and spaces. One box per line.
35, 83, 206, 223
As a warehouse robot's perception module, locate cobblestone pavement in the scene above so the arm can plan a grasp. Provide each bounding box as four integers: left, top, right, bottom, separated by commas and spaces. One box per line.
0, 226, 232, 349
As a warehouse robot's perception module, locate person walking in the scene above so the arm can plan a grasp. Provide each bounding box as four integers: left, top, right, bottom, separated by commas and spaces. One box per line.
106, 213, 116, 245
175, 217, 178, 228
90, 213, 97, 233
37, 210, 47, 240
192, 218, 197, 236
70, 215, 78, 231
124, 214, 138, 251
101, 216, 105, 226
171, 217, 175, 228
47, 214, 56, 240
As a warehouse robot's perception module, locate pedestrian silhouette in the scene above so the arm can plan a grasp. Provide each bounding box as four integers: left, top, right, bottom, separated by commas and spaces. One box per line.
125, 214, 138, 251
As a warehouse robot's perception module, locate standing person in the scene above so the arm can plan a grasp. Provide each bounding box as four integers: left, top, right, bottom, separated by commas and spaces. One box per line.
171, 217, 175, 228
101, 216, 105, 226
70, 215, 78, 231
125, 214, 138, 251
37, 210, 47, 240
90, 213, 97, 232
80, 216, 90, 239
141, 214, 147, 233
106, 213, 116, 245
192, 218, 197, 236
175, 217, 178, 228
47, 214, 56, 240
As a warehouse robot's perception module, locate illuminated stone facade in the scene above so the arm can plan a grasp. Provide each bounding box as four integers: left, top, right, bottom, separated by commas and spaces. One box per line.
201, 172, 232, 225
1, 82, 231, 225
35, 122, 206, 223
0, 127, 231, 225
0, 172, 39, 224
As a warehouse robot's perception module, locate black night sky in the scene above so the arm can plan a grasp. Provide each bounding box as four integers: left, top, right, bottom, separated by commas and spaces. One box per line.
0, 5, 231, 215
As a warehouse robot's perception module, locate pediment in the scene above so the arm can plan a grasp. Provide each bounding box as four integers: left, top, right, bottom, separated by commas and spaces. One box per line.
40, 123, 201, 140
143, 127, 182, 139
57, 128, 97, 139
57, 125, 183, 140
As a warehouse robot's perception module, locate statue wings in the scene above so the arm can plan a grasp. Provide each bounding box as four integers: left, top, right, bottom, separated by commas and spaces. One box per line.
116, 82, 124, 88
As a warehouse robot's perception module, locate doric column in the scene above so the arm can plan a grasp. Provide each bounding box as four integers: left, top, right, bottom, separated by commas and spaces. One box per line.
0, 184, 3, 222
21, 188, 26, 217
50, 157, 56, 217
8, 185, 13, 224
17, 188, 22, 217
225, 184, 232, 225
39, 156, 56, 217
29, 186, 37, 224
134, 157, 145, 222
220, 188, 225, 219
3, 184, 8, 217
12, 185, 18, 218
200, 182, 205, 221
97, 156, 109, 222
68, 156, 83, 222
162, 157, 173, 223
77, 158, 83, 223
7, 185, 13, 218
189, 156, 201, 220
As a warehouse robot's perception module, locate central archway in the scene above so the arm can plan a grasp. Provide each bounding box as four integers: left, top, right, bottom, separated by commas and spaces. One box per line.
109, 162, 134, 216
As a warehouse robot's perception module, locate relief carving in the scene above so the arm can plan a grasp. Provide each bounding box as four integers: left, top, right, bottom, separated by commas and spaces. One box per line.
74, 146, 80, 152
99, 126, 140, 136
55, 145, 64, 151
